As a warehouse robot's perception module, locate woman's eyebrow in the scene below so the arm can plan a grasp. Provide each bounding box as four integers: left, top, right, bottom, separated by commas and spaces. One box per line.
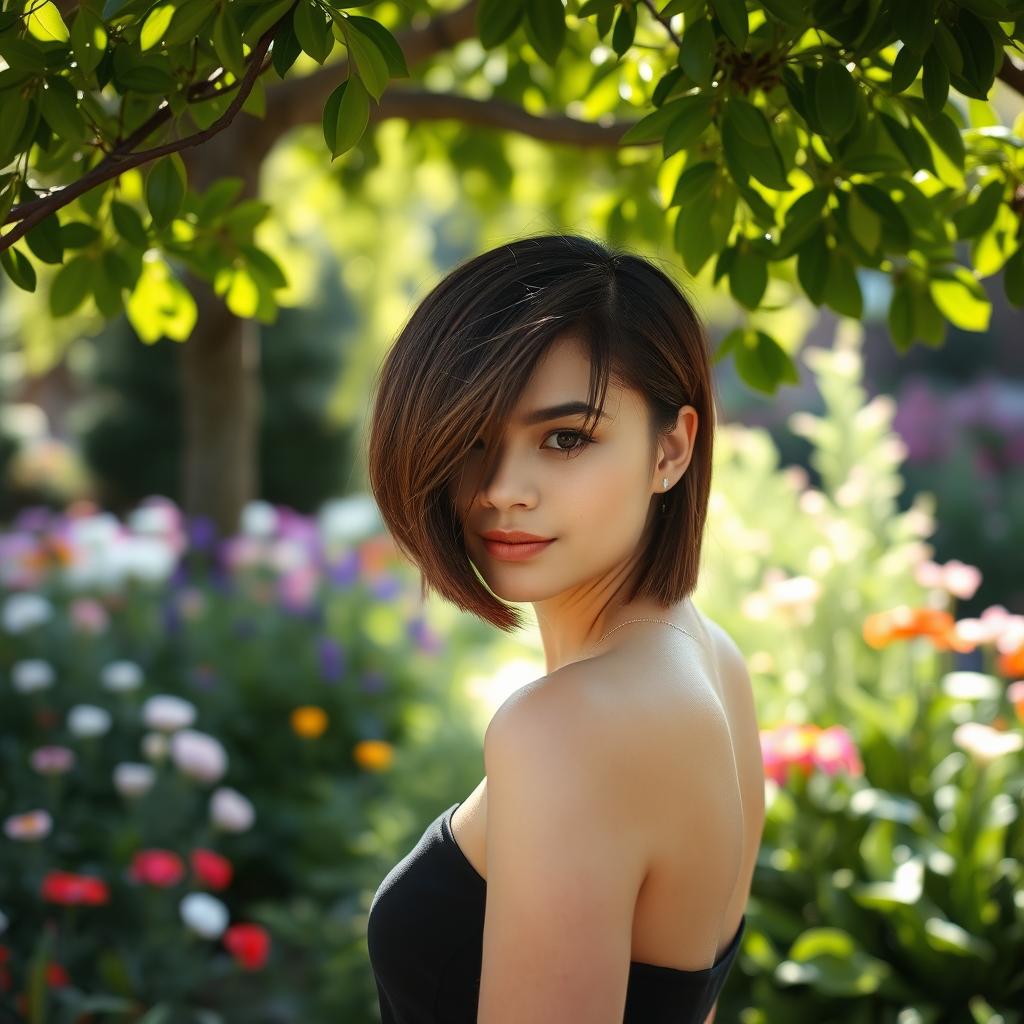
518, 401, 608, 425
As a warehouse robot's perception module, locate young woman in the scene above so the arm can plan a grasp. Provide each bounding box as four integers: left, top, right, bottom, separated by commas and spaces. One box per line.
365, 233, 764, 1023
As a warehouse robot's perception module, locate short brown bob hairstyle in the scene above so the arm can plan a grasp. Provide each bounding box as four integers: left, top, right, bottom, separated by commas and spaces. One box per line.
366, 232, 717, 634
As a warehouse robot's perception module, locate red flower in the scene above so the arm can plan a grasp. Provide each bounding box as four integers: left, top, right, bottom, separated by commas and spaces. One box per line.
40, 871, 110, 906
223, 923, 270, 971
130, 849, 185, 887
46, 962, 70, 987
190, 848, 233, 890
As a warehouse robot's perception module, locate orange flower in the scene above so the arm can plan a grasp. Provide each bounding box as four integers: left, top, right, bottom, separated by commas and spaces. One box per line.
353, 739, 394, 772
998, 645, 1024, 679
862, 605, 962, 650
290, 706, 328, 739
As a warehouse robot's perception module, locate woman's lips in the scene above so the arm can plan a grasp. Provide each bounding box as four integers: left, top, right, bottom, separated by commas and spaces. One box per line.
482, 537, 555, 561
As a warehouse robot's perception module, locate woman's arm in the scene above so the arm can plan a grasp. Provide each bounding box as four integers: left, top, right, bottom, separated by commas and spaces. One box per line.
704, 1000, 718, 1024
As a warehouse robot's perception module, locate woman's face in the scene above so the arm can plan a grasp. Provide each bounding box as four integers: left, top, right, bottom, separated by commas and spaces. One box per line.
448, 333, 694, 607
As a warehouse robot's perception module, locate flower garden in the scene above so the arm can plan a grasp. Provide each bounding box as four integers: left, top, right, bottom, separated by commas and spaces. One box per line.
2, 334, 1023, 1022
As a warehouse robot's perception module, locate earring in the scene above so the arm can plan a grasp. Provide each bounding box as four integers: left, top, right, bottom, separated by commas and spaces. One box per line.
663, 477, 669, 490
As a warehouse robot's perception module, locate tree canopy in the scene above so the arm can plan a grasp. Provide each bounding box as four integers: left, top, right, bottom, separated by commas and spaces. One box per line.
1, 0, 1022, 396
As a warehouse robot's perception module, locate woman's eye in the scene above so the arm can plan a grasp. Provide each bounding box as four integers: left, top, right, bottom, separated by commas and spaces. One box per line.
542, 429, 593, 455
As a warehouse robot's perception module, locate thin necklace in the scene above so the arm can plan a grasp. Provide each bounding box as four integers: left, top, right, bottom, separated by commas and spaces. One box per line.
596, 617, 701, 647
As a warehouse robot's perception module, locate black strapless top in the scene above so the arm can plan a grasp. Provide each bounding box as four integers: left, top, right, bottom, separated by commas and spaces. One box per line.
367, 801, 746, 1023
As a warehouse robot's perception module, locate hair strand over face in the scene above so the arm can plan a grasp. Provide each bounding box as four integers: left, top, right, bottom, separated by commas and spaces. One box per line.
365, 232, 718, 633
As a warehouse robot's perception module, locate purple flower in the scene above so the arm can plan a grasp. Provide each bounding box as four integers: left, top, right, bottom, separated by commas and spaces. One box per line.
188, 515, 219, 553
369, 574, 403, 601
324, 549, 359, 589
317, 636, 346, 683
359, 671, 385, 695
407, 616, 443, 654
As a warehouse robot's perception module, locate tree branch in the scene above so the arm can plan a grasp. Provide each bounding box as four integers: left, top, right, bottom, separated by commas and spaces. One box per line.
997, 51, 1024, 97
0, 4, 294, 251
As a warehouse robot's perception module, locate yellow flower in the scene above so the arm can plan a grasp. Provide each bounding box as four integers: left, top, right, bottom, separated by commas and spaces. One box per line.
291, 705, 328, 739
353, 739, 394, 772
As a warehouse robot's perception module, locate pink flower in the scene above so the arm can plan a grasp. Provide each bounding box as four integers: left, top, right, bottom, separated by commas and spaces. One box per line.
130, 849, 185, 887
30, 745, 76, 776
68, 598, 110, 635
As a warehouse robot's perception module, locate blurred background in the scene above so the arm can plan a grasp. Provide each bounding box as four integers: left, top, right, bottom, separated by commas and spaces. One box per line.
2, 1, 1024, 1021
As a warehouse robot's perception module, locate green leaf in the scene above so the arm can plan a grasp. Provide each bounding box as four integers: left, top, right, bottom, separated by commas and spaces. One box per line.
891, 44, 924, 94
670, 162, 718, 207
322, 76, 370, 158
294, 1, 334, 64
921, 110, 965, 170
822, 251, 862, 318
845, 188, 881, 255
815, 61, 858, 137
240, 243, 289, 290
213, 4, 246, 79
345, 16, 409, 78
39, 77, 85, 142
271, 19, 302, 78
610, 4, 637, 56
139, 4, 175, 51
725, 97, 773, 149
712, 0, 747, 49
932, 22, 962, 75
25, 212, 64, 265
242, 0, 295, 44
478, 0, 525, 48
721, 100, 791, 191
0, 36, 48, 73
930, 268, 990, 331
343, 18, 390, 99
165, 0, 214, 45
621, 95, 702, 146
678, 18, 715, 87
922, 44, 949, 115
797, 230, 827, 304
953, 9, 999, 99
26, 1, 69, 43
728, 244, 768, 309
759, 0, 805, 24
952, 178, 1004, 240
70, 8, 107, 73
1003, 247, 1024, 307
61, 221, 101, 248
145, 154, 186, 229
0, 246, 37, 292
662, 96, 713, 157
111, 200, 149, 247
776, 186, 829, 257
887, 278, 915, 350
49, 254, 95, 316
674, 200, 715, 276
726, 328, 800, 394
524, 0, 565, 65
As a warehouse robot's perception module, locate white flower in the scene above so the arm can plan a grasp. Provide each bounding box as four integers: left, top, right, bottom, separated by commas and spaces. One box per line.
210, 787, 255, 833
101, 660, 144, 693
2, 593, 54, 633
141, 731, 169, 762
11, 659, 56, 694
171, 729, 228, 784
179, 891, 229, 939
142, 694, 196, 732
241, 500, 278, 538
67, 704, 112, 739
318, 494, 381, 545
113, 762, 156, 798
952, 722, 1024, 765
4, 809, 52, 841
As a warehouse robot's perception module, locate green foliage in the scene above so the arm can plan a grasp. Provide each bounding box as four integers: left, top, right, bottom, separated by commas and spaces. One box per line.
0, 0, 1022, 395
695, 323, 1024, 1020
